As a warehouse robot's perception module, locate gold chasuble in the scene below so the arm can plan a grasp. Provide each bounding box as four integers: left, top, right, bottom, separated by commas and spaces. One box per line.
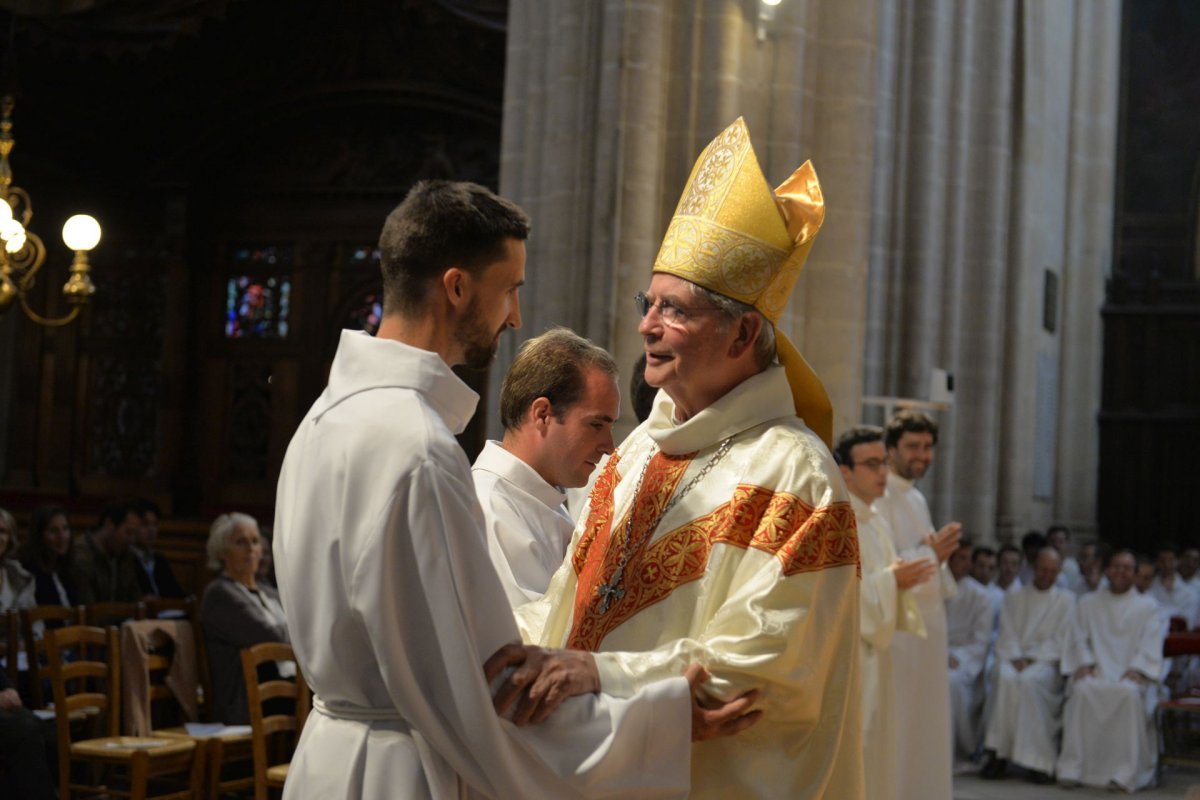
518, 120, 865, 798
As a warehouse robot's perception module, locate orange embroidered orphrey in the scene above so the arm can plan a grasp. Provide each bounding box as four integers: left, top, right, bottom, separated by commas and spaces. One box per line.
568, 472, 859, 651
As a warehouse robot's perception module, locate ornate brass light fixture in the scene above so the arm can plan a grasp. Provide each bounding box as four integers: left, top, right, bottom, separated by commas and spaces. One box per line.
0, 94, 100, 327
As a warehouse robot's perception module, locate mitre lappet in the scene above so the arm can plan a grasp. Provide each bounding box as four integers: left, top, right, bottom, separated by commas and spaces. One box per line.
651, 116, 832, 445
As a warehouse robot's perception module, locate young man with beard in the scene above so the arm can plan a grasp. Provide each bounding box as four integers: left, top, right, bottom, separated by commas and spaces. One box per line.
874, 410, 962, 800
836, 426, 935, 800
272, 181, 756, 800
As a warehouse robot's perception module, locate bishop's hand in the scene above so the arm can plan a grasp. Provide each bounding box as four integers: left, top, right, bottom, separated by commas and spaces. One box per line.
687, 664, 762, 742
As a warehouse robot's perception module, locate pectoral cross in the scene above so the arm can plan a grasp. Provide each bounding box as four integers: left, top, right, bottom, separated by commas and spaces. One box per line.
596, 565, 626, 613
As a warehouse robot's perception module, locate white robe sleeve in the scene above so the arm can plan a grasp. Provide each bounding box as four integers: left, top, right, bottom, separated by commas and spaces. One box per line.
354, 460, 692, 799
1129, 602, 1165, 681
1060, 601, 1096, 676
993, 591, 1022, 663
947, 586, 993, 678
477, 488, 554, 608
588, 543, 860, 706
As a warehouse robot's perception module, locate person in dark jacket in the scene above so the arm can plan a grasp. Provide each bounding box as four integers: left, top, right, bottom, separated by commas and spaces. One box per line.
131, 498, 186, 599
200, 512, 291, 725
19, 504, 78, 609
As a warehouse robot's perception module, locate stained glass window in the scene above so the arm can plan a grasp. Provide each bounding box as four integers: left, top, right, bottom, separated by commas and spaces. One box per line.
343, 289, 383, 335
232, 246, 294, 266
225, 275, 292, 338
349, 246, 382, 266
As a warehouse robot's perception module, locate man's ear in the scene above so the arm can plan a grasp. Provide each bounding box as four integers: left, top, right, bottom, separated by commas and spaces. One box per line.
838, 463, 853, 485
727, 312, 764, 359
441, 267, 470, 311
529, 397, 553, 430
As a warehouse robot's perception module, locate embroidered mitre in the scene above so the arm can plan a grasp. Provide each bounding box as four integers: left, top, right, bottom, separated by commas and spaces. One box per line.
652, 117, 833, 446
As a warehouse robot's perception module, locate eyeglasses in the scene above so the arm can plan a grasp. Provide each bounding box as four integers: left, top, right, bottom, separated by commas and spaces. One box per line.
851, 458, 890, 471
634, 291, 717, 327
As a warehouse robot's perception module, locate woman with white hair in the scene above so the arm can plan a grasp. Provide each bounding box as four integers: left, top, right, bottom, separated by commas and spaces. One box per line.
200, 512, 291, 725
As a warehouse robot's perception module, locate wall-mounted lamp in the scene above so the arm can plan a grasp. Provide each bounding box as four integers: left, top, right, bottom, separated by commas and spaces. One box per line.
757, 0, 784, 42
0, 95, 101, 327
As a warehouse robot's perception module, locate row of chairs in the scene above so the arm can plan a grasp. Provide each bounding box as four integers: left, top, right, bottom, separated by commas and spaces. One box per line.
2, 599, 197, 707
2, 606, 308, 799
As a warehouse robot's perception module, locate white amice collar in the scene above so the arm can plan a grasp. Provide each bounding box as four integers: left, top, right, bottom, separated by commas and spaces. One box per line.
473, 441, 567, 510
645, 365, 797, 456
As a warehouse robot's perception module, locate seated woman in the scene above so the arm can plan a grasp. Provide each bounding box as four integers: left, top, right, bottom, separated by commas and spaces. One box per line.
0, 507, 36, 615
200, 512, 292, 725
18, 505, 77, 609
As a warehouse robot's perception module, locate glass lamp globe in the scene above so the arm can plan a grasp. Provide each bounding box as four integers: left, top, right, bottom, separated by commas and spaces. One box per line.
0, 218, 24, 242
62, 214, 101, 251
4, 230, 25, 254
0, 200, 12, 226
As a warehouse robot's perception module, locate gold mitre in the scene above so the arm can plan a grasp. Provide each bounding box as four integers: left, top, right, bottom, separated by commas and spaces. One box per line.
652, 117, 833, 446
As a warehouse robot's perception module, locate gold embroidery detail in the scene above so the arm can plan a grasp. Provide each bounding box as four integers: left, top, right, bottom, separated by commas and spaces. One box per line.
567, 481, 859, 651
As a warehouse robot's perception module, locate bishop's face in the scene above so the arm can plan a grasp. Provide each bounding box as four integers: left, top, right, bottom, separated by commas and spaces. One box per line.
637, 273, 738, 421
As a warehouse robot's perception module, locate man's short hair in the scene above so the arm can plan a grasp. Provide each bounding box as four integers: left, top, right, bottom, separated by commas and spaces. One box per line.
997, 544, 1021, 560
1158, 542, 1179, 556
629, 354, 657, 424
884, 409, 939, 448
833, 425, 885, 467
499, 328, 618, 431
972, 546, 996, 564
378, 180, 531, 315
1047, 523, 1070, 539
684, 282, 777, 370
1106, 548, 1137, 569
1021, 530, 1047, 551
98, 498, 142, 529
135, 497, 162, 518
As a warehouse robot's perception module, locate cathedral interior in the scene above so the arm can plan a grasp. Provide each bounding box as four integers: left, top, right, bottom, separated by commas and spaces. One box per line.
0, 0, 1195, 595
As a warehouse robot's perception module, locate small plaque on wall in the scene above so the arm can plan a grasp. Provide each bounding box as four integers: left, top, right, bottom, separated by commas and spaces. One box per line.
1043, 269, 1059, 334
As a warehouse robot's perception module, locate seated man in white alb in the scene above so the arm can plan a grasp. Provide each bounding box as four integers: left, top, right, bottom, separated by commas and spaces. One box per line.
1056, 549, 1164, 792
1150, 544, 1198, 630
1047, 524, 1082, 593
835, 426, 934, 800
473, 328, 620, 607
945, 540, 993, 765
980, 547, 1075, 783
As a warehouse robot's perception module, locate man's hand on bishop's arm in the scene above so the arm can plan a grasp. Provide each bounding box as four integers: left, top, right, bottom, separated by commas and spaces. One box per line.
483, 643, 764, 741
486, 643, 600, 725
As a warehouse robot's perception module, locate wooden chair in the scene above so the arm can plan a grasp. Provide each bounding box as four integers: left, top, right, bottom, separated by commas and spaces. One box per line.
241, 642, 309, 800
1159, 632, 1200, 771
47, 624, 203, 800
21, 604, 86, 708
127, 618, 254, 800
1, 609, 19, 691
84, 601, 147, 628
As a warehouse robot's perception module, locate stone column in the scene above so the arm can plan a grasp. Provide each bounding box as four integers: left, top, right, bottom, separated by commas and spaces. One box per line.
498, 0, 883, 443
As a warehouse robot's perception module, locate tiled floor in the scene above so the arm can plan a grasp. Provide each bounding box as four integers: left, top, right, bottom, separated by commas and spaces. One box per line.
954, 766, 1200, 799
